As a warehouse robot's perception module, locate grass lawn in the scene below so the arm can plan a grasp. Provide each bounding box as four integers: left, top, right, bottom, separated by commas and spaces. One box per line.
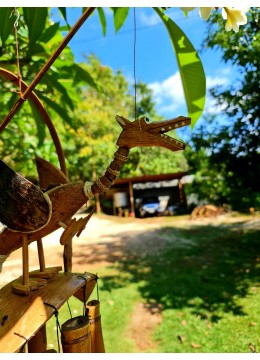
47, 213, 260, 353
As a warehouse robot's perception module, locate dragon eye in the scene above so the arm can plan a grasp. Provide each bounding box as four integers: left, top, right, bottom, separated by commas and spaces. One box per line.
144, 117, 150, 123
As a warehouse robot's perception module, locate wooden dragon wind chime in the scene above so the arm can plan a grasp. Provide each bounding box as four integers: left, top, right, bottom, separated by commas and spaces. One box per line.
0, 112, 190, 294
0, 7, 191, 353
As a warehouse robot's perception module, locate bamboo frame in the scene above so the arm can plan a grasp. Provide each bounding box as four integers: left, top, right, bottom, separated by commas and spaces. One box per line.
0, 7, 95, 134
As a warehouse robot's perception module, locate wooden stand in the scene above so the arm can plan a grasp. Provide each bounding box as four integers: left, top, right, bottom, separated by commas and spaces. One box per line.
28, 325, 47, 353
11, 236, 62, 295
0, 272, 97, 353
29, 238, 62, 279
12, 235, 47, 295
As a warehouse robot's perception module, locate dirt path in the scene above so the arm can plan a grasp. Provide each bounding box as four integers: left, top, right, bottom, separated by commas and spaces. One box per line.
0, 214, 166, 351
1, 212, 259, 351
0, 214, 170, 284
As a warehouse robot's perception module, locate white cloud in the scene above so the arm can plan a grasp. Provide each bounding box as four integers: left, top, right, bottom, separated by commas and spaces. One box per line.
149, 72, 185, 114
138, 7, 199, 27
139, 11, 161, 26
205, 67, 232, 114
148, 68, 232, 117
206, 75, 229, 88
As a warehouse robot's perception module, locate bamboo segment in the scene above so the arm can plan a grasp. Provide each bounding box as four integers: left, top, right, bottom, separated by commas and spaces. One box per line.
28, 324, 47, 353
87, 300, 105, 353
61, 316, 91, 353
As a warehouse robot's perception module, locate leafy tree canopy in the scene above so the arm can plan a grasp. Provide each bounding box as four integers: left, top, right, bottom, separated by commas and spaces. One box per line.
0, 7, 190, 180
186, 8, 260, 211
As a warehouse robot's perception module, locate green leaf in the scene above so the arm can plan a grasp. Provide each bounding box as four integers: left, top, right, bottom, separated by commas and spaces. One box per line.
73, 64, 99, 91
44, 73, 74, 111
23, 7, 48, 44
154, 8, 206, 127
7, 91, 19, 109
28, 99, 46, 147
112, 8, 129, 33
58, 7, 71, 30
38, 22, 60, 43
40, 94, 74, 128
97, 8, 106, 36
29, 43, 46, 56
0, 8, 14, 45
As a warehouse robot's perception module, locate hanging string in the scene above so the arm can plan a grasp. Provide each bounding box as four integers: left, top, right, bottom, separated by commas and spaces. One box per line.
66, 300, 72, 319
44, 302, 61, 353
10, 8, 24, 100
77, 275, 88, 316
133, 8, 138, 123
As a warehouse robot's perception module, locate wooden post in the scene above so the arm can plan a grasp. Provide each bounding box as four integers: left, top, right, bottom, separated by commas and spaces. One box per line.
63, 239, 72, 273
37, 238, 46, 272
178, 179, 187, 211
28, 325, 47, 353
95, 193, 101, 214
87, 300, 105, 353
22, 235, 29, 286
129, 180, 135, 217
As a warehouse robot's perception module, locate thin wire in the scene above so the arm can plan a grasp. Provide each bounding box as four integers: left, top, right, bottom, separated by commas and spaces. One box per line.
66, 300, 72, 319
133, 8, 137, 122
44, 302, 61, 353
77, 275, 88, 316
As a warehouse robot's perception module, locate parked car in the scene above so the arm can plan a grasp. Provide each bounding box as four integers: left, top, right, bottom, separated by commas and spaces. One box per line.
136, 197, 163, 218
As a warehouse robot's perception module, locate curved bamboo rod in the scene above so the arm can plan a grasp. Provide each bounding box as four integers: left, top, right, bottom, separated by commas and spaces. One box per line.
0, 7, 95, 133
0, 68, 67, 176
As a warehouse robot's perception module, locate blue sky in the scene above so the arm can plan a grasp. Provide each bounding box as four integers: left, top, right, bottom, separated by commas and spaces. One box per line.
51, 7, 240, 132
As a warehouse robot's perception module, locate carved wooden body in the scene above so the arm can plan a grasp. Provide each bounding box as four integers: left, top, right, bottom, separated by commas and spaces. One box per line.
0, 182, 85, 255
0, 115, 190, 259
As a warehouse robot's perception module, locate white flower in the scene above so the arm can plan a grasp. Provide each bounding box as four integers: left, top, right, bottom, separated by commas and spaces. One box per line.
222, 7, 248, 32
180, 7, 214, 20
180, 7, 196, 12
199, 7, 214, 21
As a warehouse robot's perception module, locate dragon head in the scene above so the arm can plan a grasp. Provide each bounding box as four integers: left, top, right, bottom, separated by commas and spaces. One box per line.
116, 115, 191, 152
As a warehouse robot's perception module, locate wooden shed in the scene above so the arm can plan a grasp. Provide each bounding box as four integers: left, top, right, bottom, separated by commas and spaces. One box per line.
100, 172, 191, 217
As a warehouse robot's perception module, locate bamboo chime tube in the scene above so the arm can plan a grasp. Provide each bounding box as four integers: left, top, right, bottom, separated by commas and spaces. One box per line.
61, 316, 91, 353
87, 300, 105, 353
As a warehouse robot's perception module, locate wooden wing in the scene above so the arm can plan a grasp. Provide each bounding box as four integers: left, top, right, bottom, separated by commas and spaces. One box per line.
0, 160, 51, 233
36, 157, 69, 190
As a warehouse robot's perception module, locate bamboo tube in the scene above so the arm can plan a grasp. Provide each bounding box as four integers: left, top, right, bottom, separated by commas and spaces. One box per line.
87, 300, 105, 353
61, 316, 91, 353
28, 325, 47, 353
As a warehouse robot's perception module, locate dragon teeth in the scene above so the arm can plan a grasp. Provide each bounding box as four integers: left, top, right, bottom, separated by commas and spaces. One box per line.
160, 134, 183, 146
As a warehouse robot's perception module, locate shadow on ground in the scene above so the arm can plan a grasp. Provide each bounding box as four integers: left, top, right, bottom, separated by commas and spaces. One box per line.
72, 217, 260, 322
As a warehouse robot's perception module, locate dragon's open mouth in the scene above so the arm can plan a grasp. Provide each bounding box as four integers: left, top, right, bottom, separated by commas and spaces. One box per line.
157, 126, 186, 150
116, 115, 191, 152
145, 116, 191, 151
